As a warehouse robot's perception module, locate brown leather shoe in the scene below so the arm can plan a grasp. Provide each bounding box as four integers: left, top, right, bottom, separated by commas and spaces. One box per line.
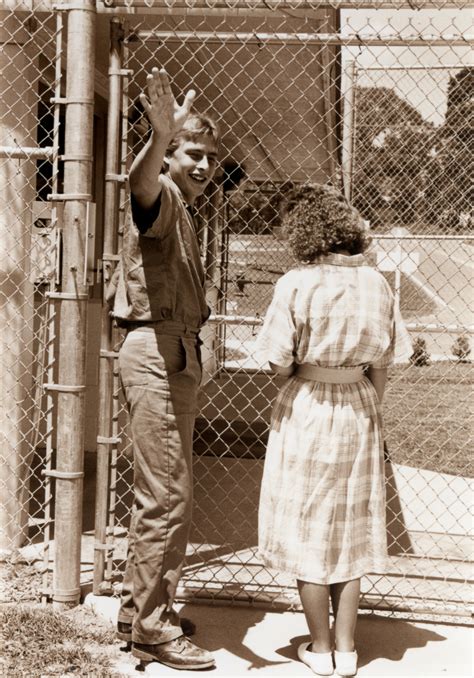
116, 618, 196, 642
132, 635, 215, 669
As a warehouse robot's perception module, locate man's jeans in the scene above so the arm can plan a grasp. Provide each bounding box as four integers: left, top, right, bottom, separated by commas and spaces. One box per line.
117, 324, 202, 644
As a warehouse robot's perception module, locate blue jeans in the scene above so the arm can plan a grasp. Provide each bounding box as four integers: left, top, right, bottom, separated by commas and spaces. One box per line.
117, 323, 202, 644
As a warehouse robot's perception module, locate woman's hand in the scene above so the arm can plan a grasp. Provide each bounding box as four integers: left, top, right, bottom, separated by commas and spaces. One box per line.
366, 366, 388, 403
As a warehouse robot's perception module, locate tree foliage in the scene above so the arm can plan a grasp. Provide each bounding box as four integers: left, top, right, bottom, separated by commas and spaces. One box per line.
352, 86, 435, 229
425, 67, 473, 231
224, 69, 473, 236
226, 181, 294, 235
352, 68, 473, 233
410, 336, 431, 366
452, 334, 471, 362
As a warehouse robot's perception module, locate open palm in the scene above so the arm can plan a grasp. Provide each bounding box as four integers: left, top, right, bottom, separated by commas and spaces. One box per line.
139, 67, 195, 139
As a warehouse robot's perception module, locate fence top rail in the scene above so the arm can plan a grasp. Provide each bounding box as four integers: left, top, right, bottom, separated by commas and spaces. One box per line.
126, 29, 472, 45
372, 234, 474, 241
97, 0, 473, 9
207, 315, 474, 333
3, 0, 472, 11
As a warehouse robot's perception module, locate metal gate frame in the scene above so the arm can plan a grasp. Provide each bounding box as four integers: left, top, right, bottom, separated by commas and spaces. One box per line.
91, 2, 473, 621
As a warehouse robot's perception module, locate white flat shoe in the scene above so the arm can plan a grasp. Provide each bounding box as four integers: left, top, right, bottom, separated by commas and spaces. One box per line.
297, 642, 334, 676
334, 650, 358, 676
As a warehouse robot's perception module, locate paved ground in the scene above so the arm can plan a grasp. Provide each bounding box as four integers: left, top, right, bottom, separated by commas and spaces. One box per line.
84, 594, 473, 678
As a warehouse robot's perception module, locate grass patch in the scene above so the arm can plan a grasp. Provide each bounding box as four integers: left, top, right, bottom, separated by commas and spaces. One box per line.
0, 604, 125, 677
0, 559, 44, 604
198, 361, 472, 477
384, 361, 472, 477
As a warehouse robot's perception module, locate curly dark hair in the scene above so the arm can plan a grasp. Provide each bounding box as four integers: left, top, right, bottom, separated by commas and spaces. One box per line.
281, 183, 371, 261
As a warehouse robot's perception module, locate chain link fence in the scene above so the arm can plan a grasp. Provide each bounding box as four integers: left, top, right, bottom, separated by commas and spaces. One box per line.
1, 1, 472, 618
1, 8, 64, 601
92, 2, 473, 619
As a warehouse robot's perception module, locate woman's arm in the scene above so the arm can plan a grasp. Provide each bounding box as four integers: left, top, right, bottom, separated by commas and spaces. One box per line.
366, 366, 388, 403
269, 361, 295, 377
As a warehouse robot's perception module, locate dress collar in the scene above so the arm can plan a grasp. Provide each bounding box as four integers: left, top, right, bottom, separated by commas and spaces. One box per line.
315, 252, 367, 267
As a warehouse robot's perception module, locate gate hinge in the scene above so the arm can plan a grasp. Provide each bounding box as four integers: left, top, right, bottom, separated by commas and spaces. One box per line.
94, 541, 115, 552
97, 435, 122, 445
46, 291, 89, 300
105, 173, 128, 183
48, 193, 92, 201
108, 68, 133, 77
100, 349, 119, 359
53, 3, 96, 12
43, 383, 86, 393
42, 470, 84, 479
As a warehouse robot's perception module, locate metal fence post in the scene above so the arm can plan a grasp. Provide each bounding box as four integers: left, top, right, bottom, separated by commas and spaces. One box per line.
93, 17, 124, 594
342, 59, 357, 202
52, 0, 96, 608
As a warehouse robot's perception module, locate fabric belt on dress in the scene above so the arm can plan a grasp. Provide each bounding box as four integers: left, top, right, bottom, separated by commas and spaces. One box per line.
295, 364, 364, 384
124, 320, 200, 336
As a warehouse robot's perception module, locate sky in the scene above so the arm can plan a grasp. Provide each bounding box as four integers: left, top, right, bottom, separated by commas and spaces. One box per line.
341, 8, 473, 126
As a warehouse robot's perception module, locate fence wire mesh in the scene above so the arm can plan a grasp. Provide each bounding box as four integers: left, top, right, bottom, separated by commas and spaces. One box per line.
92, 2, 473, 619
0, 9, 63, 601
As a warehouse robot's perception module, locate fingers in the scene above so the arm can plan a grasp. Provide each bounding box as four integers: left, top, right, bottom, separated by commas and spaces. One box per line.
138, 92, 150, 115
146, 68, 164, 102
146, 67, 195, 109
146, 67, 171, 100
159, 68, 172, 95
143, 68, 196, 132
181, 89, 196, 116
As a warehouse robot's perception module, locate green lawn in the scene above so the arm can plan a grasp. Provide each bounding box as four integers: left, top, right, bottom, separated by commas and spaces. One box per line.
383, 361, 472, 477
0, 604, 124, 678
197, 361, 472, 479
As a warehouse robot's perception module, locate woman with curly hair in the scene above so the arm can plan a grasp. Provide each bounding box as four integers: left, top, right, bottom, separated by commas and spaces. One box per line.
255, 184, 411, 677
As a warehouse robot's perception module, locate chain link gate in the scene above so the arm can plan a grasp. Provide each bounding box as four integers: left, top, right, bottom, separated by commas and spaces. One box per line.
92, 1, 473, 620
1, 7, 65, 600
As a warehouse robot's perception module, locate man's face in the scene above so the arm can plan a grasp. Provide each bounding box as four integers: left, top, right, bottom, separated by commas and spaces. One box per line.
166, 137, 218, 205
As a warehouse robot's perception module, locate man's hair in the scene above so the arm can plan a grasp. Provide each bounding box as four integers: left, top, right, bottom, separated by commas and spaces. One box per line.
166, 113, 220, 155
281, 183, 371, 262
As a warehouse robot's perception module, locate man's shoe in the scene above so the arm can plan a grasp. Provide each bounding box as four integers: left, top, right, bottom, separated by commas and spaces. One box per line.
132, 635, 215, 670
116, 617, 196, 642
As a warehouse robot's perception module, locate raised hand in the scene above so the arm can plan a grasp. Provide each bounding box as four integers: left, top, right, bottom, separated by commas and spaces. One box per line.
139, 67, 196, 140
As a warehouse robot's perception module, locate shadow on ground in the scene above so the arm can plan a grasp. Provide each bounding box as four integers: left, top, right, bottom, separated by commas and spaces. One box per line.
278, 613, 446, 668
177, 602, 291, 671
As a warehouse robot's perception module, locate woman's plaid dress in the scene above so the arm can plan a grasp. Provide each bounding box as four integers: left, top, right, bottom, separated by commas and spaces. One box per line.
255, 253, 412, 584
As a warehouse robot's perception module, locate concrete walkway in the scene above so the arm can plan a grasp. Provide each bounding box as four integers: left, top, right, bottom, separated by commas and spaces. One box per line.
84, 594, 473, 678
